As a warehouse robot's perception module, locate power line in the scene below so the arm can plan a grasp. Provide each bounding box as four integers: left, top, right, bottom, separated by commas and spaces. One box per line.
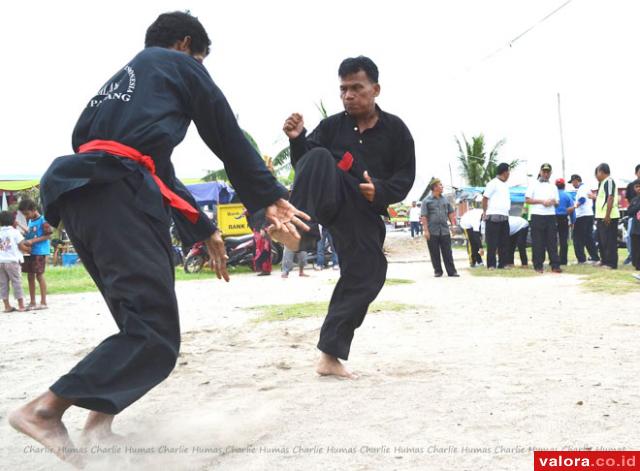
468, 0, 575, 71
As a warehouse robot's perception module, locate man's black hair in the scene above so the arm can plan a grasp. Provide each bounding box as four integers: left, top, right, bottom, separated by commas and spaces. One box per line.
338, 56, 379, 83
0, 210, 14, 226
18, 199, 37, 212
570, 174, 582, 182
596, 163, 610, 175
145, 11, 211, 56
496, 162, 510, 175
635, 163, 640, 174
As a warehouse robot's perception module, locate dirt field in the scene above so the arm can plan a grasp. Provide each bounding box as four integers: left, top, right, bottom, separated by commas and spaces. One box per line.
1, 231, 638, 470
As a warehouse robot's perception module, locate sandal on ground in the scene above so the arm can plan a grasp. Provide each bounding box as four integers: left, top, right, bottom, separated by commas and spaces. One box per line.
3, 307, 16, 313
34, 304, 49, 310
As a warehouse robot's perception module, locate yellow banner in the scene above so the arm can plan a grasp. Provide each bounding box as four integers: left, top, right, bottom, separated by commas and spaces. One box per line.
217, 203, 252, 236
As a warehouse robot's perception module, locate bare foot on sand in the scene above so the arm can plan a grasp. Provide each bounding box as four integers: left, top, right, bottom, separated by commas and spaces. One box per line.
267, 224, 301, 251
316, 353, 358, 379
80, 412, 122, 446
9, 392, 83, 468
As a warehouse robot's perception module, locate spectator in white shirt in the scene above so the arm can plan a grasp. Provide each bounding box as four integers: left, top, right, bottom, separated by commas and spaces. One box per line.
525, 163, 561, 273
569, 174, 599, 264
482, 162, 511, 269
408, 201, 422, 238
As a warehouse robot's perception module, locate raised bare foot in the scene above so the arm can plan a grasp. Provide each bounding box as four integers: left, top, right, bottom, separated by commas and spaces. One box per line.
316, 353, 358, 379
9, 396, 84, 468
267, 224, 301, 251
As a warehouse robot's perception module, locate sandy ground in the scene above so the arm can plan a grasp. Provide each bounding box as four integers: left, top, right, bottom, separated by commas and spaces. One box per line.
1, 231, 639, 470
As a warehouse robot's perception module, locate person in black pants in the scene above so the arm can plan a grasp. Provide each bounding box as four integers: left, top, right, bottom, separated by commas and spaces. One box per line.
554, 178, 575, 265
594, 163, 620, 269
569, 174, 600, 263
505, 216, 529, 266
525, 164, 561, 273
9, 13, 308, 467
482, 163, 512, 269
275, 56, 415, 379
421, 179, 459, 277
484, 216, 510, 268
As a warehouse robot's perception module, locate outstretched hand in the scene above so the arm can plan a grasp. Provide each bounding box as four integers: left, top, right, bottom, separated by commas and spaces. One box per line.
359, 171, 376, 202
205, 230, 230, 282
265, 199, 311, 251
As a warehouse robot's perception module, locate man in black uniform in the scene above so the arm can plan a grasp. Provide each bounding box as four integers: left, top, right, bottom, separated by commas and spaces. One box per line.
9, 11, 308, 466
274, 56, 415, 378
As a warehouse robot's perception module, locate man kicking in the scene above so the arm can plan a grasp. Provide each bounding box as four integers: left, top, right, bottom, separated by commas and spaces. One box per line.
273, 56, 415, 378
9, 11, 308, 467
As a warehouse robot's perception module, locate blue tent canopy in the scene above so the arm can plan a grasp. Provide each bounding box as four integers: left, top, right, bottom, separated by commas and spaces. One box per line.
458, 185, 528, 204
186, 182, 235, 207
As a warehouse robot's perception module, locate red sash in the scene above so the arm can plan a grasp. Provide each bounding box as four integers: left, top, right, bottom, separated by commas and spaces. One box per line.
78, 139, 199, 223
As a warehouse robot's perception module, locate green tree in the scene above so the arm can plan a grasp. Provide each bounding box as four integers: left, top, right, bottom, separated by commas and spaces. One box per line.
455, 134, 519, 186
205, 101, 330, 186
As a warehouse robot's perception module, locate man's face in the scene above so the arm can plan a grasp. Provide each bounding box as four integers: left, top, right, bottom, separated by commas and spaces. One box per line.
340, 70, 380, 118
636, 168, 640, 178
635, 183, 640, 194
570, 179, 580, 189
540, 169, 551, 181
499, 170, 510, 181
412, 202, 416, 207
432, 183, 443, 195
596, 170, 605, 182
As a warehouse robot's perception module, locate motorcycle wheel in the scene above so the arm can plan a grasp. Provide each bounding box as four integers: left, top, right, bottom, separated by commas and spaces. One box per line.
271, 243, 283, 265
184, 254, 205, 273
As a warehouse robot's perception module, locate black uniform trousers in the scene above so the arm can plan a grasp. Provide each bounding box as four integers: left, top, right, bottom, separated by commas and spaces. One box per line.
485, 219, 510, 268
290, 148, 387, 360
556, 215, 569, 265
463, 228, 483, 266
50, 174, 180, 414
631, 234, 640, 270
573, 216, 599, 263
530, 214, 560, 270
506, 227, 528, 266
596, 218, 619, 269
427, 234, 457, 276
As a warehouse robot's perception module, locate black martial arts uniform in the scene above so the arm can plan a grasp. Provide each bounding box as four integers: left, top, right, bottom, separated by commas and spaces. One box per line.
40, 47, 287, 414
288, 107, 415, 360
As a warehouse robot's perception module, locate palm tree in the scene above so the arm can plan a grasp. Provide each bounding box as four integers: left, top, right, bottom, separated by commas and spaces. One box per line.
205, 101, 330, 185
455, 134, 519, 186
203, 130, 262, 182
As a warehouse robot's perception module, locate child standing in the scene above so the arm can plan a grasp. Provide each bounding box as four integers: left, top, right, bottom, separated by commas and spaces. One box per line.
0, 211, 26, 312
18, 199, 52, 310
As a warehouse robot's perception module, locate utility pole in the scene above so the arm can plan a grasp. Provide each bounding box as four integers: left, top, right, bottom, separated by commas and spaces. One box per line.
557, 92, 566, 179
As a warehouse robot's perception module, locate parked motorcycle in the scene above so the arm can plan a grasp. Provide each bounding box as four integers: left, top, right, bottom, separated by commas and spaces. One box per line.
183, 234, 284, 273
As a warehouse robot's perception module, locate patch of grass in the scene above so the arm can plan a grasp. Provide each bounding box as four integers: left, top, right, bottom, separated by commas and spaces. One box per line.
467, 267, 538, 278
562, 264, 637, 295
468, 247, 637, 294
174, 264, 254, 281
38, 266, 100, 295
19, 263, 255, 296
327, 277, 415, 286
385, 278, 416, 285
249, 301, 421, 323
